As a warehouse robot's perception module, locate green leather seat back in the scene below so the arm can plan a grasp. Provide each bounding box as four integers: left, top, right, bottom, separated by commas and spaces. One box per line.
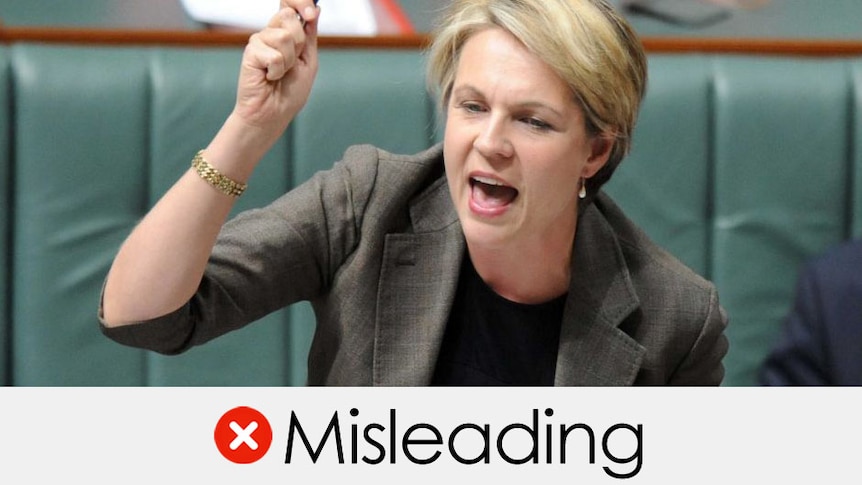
5, 43, 862, 386
854, 60, 862, 238
605, 55, 713, 277
7, 44, 437, 386
12, 44, 152, 385
293, 49, 435, 181
0, 47, 10, 385
609, 55, 860, 385
10, 45, 297, 385
144, 48, 295, 385
711, 57, 854, 385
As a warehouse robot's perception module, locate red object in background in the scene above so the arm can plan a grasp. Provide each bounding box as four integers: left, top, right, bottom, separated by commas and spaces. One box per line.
372, 0, 415, 35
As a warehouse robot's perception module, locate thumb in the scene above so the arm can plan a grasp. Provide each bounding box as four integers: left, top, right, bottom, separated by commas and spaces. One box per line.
299, 4, 320, 65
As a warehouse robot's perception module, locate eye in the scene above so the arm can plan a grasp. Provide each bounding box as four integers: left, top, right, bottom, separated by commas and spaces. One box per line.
522, 117, 552, 131
458, 101, 485, 114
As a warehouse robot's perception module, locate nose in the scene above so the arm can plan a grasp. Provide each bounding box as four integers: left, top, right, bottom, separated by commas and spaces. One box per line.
473, 114, 513, 160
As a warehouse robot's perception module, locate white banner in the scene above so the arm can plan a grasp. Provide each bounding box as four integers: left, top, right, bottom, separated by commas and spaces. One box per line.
1, 387, 857, 483
180, 0, 378, 35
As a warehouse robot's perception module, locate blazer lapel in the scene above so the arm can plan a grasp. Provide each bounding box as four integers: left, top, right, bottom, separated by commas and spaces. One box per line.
555, 202, 646, 386
373, 177, 465, 385
372, 175, 644, 386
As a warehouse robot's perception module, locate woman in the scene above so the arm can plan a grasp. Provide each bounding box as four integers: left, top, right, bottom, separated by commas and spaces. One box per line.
100, 0, 728, 385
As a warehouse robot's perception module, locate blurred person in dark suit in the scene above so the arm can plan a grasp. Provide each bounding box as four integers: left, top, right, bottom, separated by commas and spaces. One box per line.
760, 239, 862, 385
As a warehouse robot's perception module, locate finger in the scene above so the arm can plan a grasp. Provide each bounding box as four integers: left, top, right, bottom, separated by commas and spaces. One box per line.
267, 6, 303, 30
260, 28, 300, 81
263, 8, 307, 60
277, 0, 320, 26
299, 4, 319, 64
279, 0, 319, 15
246, 30, 297, 82
297, 1, 321, 27
264, 7, 319, 69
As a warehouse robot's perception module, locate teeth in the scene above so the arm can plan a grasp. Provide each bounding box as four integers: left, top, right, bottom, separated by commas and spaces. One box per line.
471, 176, 506, 186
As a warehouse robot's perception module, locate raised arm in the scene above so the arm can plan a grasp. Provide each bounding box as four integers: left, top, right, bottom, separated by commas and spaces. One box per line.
101, 0, 320, 327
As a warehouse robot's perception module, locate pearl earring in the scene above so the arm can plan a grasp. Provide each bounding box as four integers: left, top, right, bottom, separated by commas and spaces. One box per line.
578, 177, 587, 199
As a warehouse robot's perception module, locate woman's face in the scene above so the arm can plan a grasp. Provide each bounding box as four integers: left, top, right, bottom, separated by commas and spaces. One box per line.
443, 27, 611, 253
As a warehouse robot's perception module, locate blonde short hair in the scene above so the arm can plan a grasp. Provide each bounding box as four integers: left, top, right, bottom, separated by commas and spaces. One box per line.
426, 0, 647, 198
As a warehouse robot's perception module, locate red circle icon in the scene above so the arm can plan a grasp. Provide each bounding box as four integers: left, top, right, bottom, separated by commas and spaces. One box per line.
214, 406, 273, 464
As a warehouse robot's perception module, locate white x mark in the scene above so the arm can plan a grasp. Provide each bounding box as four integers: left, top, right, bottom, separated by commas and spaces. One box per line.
229, 420, 259, 451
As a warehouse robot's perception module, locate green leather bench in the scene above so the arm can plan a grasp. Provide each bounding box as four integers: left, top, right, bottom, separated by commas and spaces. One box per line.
1, 43, 860, 386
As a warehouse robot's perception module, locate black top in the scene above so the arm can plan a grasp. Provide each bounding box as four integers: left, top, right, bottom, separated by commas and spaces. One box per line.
431, 257, 566, 386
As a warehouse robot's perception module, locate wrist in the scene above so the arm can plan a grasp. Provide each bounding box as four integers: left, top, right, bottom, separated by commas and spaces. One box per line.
191, 150, 247, 197
204, 113, 282, 181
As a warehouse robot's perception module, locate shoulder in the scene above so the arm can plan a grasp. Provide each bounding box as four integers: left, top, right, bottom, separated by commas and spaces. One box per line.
593, 193, 715, 298
805, 239, 862, 284
327, 143, 444, 203
337, 143, 443, 179
591, 192, 728, 384
796, 239, 862, 309
282, 143, 443, 219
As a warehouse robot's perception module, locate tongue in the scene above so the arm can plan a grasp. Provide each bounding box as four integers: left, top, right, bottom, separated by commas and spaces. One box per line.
472, 181, 518, 208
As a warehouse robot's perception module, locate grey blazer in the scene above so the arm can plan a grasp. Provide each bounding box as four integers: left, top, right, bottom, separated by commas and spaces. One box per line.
102, 143, 729, 385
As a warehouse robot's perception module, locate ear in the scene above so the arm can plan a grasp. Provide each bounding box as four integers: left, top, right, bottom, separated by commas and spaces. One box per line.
582, 133, 614, 179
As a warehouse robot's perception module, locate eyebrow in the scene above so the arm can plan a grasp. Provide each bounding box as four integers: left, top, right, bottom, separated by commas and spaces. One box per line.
451, 84, 567, 119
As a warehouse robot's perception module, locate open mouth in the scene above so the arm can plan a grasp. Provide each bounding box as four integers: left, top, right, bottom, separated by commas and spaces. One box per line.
470, 175, 519, 210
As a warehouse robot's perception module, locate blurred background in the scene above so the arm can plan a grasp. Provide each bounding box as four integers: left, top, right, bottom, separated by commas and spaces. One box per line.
0, 0, 861, 39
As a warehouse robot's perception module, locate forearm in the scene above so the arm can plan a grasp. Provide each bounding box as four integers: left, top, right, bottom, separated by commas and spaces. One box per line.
101, 116, 273, 326
101, 0, 319, 327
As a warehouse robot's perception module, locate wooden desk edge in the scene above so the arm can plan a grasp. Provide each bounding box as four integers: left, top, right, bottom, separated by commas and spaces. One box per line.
2, 26, 862, 56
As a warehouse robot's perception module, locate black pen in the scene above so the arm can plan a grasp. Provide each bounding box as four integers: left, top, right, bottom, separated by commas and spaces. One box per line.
297, 0, 319, 27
